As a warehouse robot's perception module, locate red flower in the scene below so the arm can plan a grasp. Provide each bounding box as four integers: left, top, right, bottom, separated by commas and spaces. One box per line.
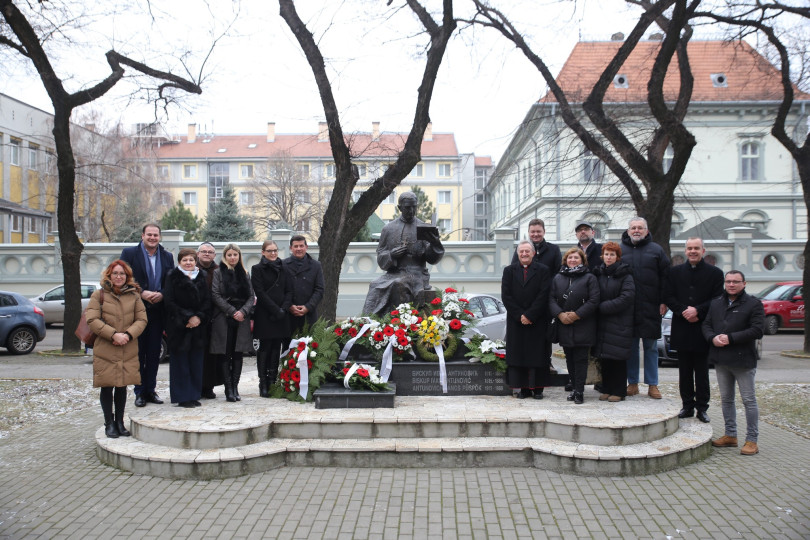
356, 368, 369, 378
334, 327, 343, 336
291, 371, 301, 383
416, 317, 423, 323
449, 319, 462, 330
411, 309, 419, 315
464, 309, 475, 317
390, 310, 399, 316
311, 342, 318, 349
445, 287, 458, 293
395, 328, 406, 338
306, 359, 312, 369
431, 297, 442, 305
348, 328, 358, 337
342, 367, 350, 374
280, 370, 290, 381
373, 331, 385, 342
432, 309, 443, 316
398, 336, 410, 347
284, 385, 292, 392
410, 324, 419, 332
289, 358, 297, 369
383, 326, 395, 336
494, 352, 505, 359
297, 342, 306, 352
459, 298, 469, 303
391, 318, 401, 325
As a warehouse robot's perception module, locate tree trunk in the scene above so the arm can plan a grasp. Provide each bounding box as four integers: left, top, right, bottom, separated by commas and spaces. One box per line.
640, 182, 676, 259
798, 158, 810, 353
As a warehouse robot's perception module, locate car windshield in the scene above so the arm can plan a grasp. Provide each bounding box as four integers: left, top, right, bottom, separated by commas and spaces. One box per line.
757, 284, 798, 301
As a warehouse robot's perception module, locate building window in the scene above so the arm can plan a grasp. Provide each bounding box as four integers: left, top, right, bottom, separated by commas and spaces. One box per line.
28, 145, 38, 168
183, 191, 197, 206
296, 219, 310, 232
158, 192, 171, 206
325, 163, 335, 178
475, 168, 486, 190
240, 191, 254, 206
295, 191, 310, 204
357, 164, 367, 178
28, 218, 39, 234
408, 163, 424, 178
183, 164, 197, 179
763, 254, 779, 271
156, 164, 169, 180
299, 163, 311, 179
208, 162, 229, 202
438, 190, 451, 204
383, 190, 396, 204
437, 219, 452, 234
11, 215, 21, 232
663, 145, 674, 174
582, 150, 604, 183
10, 138, 21, 166
240, 164, 254, 179
580, 212, 610, 239
437, 163, 452, 178
740, 210, 770, 233
741, 142, 761, 181
474, 192, 487, 217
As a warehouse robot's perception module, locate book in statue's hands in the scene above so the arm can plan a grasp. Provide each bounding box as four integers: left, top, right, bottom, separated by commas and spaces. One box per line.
416, 225, 439, 241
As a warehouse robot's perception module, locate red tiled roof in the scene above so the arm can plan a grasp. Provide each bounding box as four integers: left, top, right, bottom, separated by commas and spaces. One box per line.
474, 156, 493, 167
153, 132, 458, 160
540, 40, 809, 104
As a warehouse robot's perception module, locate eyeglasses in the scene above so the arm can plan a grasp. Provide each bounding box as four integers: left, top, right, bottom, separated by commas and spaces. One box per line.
199, 250, 215, 255
724, 280, 743, 284
111, 272, 127, 276
264, 249, 278, 253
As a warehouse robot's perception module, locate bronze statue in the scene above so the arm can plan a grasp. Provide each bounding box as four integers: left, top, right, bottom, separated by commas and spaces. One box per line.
362, 191, 445, 315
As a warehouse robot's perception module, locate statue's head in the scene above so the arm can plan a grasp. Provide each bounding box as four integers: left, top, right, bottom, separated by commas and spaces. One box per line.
398, 191, 418, 223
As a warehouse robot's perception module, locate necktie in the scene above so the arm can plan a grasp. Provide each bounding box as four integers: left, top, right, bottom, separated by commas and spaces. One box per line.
523, 266, 528, 283
146, 252, 156, 290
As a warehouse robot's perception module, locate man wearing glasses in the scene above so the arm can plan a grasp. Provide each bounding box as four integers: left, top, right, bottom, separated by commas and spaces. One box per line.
197, 242, 220, 399
702, 270, 765, 456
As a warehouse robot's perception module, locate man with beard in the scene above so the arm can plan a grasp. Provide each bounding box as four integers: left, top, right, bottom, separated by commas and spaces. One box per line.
575, 220, 602, 271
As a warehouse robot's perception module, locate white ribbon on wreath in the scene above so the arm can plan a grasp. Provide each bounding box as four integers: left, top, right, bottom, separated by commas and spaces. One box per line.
343, 362, 361, 389
380, 339, 394, 382
283, 337, 311, 400
338, 323, 373, 362
433, 344, 448, 393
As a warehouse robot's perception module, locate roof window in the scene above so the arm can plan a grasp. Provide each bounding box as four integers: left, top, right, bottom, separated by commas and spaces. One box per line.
613, 74, 629, 89
711, 73, 728, 87
248, 143, 257, 149
217, 148, 226, 153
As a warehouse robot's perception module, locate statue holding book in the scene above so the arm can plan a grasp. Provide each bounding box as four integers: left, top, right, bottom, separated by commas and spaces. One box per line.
362, 191, 445, 316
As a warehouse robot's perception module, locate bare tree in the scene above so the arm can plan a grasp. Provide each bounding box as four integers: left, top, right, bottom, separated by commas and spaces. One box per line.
248, 150, 327, 240
467, 0, 700, 256
278, 0, 457, 321
0, 0, 202, 351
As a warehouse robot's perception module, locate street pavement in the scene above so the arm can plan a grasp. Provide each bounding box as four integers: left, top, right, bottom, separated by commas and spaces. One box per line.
1, 332, 809, 538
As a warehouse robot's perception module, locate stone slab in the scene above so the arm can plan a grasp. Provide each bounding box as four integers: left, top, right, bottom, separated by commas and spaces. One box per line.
389, 361, 511, 395
313, 382, 396, 409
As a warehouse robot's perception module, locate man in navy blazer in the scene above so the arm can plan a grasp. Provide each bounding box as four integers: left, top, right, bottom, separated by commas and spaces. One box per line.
120, 223, 175, 407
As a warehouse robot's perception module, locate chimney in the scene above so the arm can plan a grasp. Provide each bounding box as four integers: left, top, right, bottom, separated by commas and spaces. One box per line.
648, 32, 663, 40
611, 32, 624, 41
267, 122, 275, 143
372, 121, 380, 141
187, 123, 197, 144
318, 122, 328, 142
423, 122, 433, 142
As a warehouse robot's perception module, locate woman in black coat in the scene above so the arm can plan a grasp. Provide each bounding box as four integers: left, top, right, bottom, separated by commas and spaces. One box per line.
549, 247, 600, 404
501, 240, 552, 399
251, 240, 293, 397
592, 242, 635, 402
163, 248, 211, 408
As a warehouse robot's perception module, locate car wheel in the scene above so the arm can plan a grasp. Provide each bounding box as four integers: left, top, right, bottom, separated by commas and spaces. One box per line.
764, 315, 779, 336
7, 327, 37, 354
160, 336, 169, 362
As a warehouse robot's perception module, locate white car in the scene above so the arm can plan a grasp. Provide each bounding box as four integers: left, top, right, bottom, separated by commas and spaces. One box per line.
31, 283, 101, 326
464, 293, 507, 342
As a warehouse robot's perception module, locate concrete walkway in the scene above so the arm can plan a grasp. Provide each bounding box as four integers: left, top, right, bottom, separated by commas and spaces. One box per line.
1, 396, 808, 539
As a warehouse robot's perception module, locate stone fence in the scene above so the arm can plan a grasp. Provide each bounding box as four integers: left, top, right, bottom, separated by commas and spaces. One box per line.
0, 227, 802, 316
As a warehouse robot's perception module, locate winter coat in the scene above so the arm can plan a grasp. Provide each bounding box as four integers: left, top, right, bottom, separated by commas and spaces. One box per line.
251, 257, 293, 340
162, 267, 211, 354
511, 240, 562, 275
665, 259, 724, 352
580, 241, 603, 271
120, 242, 174, 325
593, 262, 636, 360
86, 282, 148, 388
548, 267, 600, 347
702, 290, 765, 369
283, 253, 325, 327
501, 260, 551, 367
620, 230, 670, 339
210, 262, 255, 355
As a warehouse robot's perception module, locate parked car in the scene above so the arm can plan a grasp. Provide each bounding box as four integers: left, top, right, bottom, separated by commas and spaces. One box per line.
756, 281, 803, 335
31, 283, 101, 326
464, 293, 507, 342
0, 290, 47, 354
657, 309, 761, 365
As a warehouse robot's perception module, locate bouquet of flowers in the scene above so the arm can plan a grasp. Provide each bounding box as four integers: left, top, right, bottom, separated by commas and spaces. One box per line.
464, 334, 507, 373
414, 314, 457, 361
334, 361, 390, 392
269, 320, 339, 402
332, 316, 378, 349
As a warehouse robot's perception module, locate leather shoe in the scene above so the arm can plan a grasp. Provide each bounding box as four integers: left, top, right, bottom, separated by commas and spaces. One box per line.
515, 391, 527, 399
626, 384, 639, 396
192, 400, 202, 407
712, 435, 738, 447
179, 401, 195, 408
648, 385, 662, 399
533, 389, 544, 400
607, 395, 624, 402
564, 380, 574, 392
146, 393, 164, 405
741, 441, 759, 455
566, 391, 575, 401
678, 408, 695, 419
201, 389, 216, 399
134, 394, 146, 407
696, 411, 710, 423
599, 393, 610, 401
573, 392, 584, 405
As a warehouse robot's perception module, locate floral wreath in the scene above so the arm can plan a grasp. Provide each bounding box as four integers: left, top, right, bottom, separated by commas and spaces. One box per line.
464, 334, 507, 374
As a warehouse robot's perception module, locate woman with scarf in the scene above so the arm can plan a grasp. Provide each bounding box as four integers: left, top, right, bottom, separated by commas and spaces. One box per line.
549, 247, 600, 404
86, 260, 147, 438
251, 240, 293, 397
163, 248, 211, 408
211, 243, 255, 402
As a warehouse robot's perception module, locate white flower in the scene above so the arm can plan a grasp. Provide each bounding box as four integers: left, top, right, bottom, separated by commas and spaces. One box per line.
310, 351, 316, 358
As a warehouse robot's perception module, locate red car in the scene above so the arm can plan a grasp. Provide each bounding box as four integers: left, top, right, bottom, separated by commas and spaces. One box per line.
756, 281, 804, 335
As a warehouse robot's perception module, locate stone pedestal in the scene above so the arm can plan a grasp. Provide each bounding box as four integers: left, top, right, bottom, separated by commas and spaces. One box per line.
389, 361, 511, 396
313, 382, 396, 409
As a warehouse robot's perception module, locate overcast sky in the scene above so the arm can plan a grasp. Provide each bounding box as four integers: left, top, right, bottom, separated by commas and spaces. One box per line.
2, 0, 655, 161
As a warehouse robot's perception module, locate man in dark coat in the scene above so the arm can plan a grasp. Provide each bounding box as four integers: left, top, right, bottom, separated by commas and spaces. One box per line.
621, 217, 670, 400
196, 242, 221, 399
575, 220, 602, 271
702, 270, 765, 456
511, 218, 561, 272
283, 235, 325, 336
502, 240, 552, 399
120, 223, 174, 407
665, 237, 723, 423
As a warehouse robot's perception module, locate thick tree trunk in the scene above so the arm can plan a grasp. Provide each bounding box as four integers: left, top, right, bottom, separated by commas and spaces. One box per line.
639, 182, 676, 259
798, 158, 810, 353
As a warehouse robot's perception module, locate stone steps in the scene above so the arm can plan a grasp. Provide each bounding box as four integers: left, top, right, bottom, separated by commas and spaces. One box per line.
96, 389, 713, 479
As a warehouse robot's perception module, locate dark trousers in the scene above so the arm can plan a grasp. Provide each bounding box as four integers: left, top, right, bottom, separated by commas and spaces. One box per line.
563, 346, 590, 393
259, 338, 284, 383
201, 332, 222, 392
679, 349, 710, 412
599, 358, 627, 397
134, 318, 163, 397
169, 346, 204, 404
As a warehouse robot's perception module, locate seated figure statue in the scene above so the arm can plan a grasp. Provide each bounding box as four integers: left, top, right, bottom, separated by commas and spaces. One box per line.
362, 191, 445, 316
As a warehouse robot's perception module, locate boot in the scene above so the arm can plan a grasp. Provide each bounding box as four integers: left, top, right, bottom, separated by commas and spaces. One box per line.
221, 361, 236, 402
101, 392, 118, 438
105, 422, 120, 438
114, 415, 131, 437
257, 350, 269, 398
573, 391, 584, 405
267, 348, 281, 388
232, 355, 243, 401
